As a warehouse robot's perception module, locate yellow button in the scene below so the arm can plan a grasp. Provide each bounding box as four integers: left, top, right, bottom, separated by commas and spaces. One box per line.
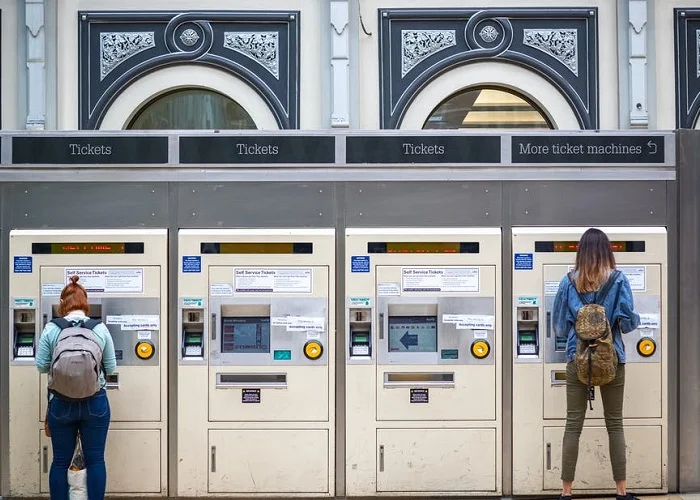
135, 341, 155, 360
471, 340, 490, 359
637, 338, 656, 358
303, 340, 323, 360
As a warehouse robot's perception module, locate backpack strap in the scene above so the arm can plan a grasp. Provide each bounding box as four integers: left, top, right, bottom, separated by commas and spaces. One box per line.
82, 319, 102, 330
594, 270, 621, 306
567, 272, 589, 305
50, 318, 72, 330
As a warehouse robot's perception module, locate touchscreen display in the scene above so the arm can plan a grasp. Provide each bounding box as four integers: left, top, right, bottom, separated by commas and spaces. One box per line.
221, 316, 270, 354
388, 316, 438, 353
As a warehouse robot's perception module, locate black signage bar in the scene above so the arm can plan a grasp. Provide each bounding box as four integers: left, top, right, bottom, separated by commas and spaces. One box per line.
346, 135, 501, 164
179, 136, 335, 164
12, 136, 168, 164
511, 135, 666, 164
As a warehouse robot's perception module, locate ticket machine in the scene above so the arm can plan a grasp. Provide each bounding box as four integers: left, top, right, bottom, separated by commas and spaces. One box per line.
512, 227, 667, 495
8, 229, 168, 496
177, 229, 335, 496
345, 228, 502, 496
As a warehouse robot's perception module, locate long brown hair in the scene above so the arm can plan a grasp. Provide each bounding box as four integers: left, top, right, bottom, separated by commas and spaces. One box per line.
574, 228, 616, 292
59, 275, 90, 316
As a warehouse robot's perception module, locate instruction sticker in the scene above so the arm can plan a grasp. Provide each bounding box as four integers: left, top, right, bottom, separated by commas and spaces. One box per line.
514, 253, 534, 270
138, 331, 152, 340
307, 331, 322, 340
234, 268, 312, 294
65, 268, 143, 294
13, 298, 35, 308
410, 388, 429, 403
377, 282, 401, 296
242, 388, 261, 404
474, 330, 489, 339
402, 267, 479, 293
182, 298, 204, 308
351, 256, 370, 273
517, 296, 539, 306
639, 313, 660, 329
349, 297, 371, 307
106, 315, 160, 331
545, 281, 560, 296
182, 256, 201, 273
271, 316, 325, 332
455, 315, 495, 330
210, 283, 233, 297
618, 266, 646, 292
42, 283, 64, 297
13, 256, 32, 273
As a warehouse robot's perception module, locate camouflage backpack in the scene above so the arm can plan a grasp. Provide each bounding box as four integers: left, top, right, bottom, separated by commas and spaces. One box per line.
568, 270, 620, 408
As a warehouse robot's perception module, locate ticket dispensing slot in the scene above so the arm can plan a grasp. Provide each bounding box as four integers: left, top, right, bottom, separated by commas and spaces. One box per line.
383, 372, 455, 388
105, 373, 120, 390
216, 373, 287, 388
349, 308, 372, 357
516, 307, 539, 357
13, 309, 36, 358
182, 308, 204, 358
551, 370, 567, 386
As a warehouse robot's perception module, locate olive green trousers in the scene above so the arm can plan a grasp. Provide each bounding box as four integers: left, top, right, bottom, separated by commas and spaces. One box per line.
561, 361, 626, 482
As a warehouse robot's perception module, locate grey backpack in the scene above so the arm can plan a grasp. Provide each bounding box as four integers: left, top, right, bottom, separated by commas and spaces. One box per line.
48, 318, 103, 400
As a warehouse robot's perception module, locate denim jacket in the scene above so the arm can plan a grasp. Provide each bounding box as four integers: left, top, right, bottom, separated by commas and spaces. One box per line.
552, 270, 640, 363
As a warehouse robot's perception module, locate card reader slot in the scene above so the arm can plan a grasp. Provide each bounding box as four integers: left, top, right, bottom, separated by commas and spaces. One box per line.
105, 373, 119, 390
216, 373, 287, 388
383, 372, 455, 388
551, 370, 567, 386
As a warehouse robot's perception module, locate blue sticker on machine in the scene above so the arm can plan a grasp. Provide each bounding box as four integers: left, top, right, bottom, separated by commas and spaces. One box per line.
182, 256, 201, 273
13, 256, 32, 273
351, 255, 370, 272
514, 253, 534, 270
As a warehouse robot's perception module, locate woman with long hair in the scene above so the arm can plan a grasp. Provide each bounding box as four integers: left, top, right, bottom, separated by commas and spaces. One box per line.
36, 276, 117, 500
552, 228, 641, 500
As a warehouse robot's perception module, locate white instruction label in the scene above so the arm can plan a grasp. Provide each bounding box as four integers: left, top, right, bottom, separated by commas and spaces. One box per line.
377, 282, 401, 296
307, 331, 322, 340
42, 283, 64, 297
474, 330, 488, 339
182, 298, 204, 308
271, 316, 325, 332
234, 268, 312, 294
545, 281, 560, 296
66, 268, 144, 294
639, 313, 660, 329
640, 329, 654, 338
618, 266, 646, 292
106, 315, 160, 331
455, 315, 495, 330
210, 283, 233, 297
402, 267, 479, 293
138, 331, 152, 340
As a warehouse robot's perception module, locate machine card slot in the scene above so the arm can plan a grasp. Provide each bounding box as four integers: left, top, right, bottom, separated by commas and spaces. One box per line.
211, 313, 216, 341
383, 372, 455, 388
216, 373, 287, 388
551, 370, 567, 386
105, 373, 119, 389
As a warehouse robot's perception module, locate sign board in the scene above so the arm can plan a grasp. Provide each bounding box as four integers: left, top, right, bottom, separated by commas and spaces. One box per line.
179, 136, 335, 164
12, 136, 169, 164
346, 135, 501, 164
511, 135, 666, 164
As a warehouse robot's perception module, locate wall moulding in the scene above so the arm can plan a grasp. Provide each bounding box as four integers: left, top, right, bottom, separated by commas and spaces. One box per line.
79, 11, 300, 129
379, 8, 599, 129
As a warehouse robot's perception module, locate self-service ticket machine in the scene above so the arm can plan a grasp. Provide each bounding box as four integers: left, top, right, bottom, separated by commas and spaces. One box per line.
512, 227, 667, 495
177, 229, 335, 496
345, 228, 502, 496
8, 229, 168, 496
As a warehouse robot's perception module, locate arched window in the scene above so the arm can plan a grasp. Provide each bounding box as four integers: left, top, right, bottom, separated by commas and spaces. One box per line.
423, 87, 553, 129
128, 88, 257, 130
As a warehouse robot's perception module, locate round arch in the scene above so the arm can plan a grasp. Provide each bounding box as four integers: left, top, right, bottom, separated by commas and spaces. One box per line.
399, 61, 581, 131
99, 65, 279, 130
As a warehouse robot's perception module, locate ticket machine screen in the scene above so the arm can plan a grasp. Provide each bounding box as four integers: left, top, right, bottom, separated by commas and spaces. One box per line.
388, 316, 438, 353
221, 316, 270, 354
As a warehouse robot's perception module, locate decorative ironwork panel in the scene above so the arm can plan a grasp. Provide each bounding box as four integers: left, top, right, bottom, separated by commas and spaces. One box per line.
379, 8, 599, 129
674, 9, 700, 128
79, 11, 300, 129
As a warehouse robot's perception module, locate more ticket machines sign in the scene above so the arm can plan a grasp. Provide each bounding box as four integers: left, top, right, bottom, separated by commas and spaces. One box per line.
1, 132, 674, 167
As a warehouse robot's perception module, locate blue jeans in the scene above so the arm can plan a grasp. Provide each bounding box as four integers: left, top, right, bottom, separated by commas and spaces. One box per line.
47, 389, 111, 500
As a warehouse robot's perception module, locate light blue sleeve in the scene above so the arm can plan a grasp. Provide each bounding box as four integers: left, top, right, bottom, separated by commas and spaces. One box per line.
552, 275, 575, 340
35, 323, 59, 373
615, 274, 641, 334
97, 324, 117, 375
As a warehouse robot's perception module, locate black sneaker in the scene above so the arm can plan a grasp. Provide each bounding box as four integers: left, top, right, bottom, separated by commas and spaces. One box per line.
616, 494, 640, 500
558, 495, 572, 500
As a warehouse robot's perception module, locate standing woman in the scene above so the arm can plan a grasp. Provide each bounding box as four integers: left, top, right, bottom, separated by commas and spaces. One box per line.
36, 276, 117, 500
552, 228, 640, 500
